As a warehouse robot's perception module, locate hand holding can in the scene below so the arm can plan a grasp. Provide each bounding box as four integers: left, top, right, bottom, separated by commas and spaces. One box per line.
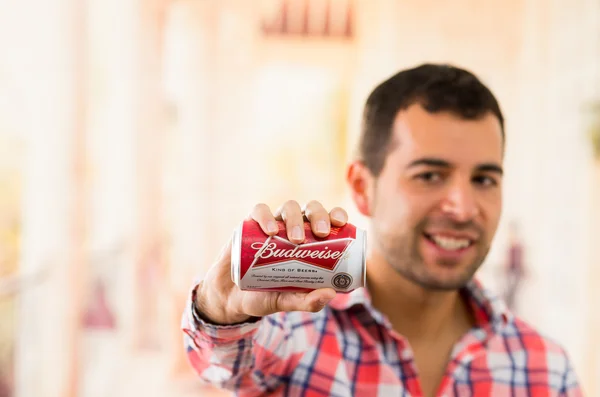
231, 220, 366, 293
195, 200, 357, 325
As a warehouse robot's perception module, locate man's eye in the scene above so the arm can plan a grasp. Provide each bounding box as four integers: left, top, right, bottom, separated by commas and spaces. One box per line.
473, 175, 498, 187
416, 172, 442, 183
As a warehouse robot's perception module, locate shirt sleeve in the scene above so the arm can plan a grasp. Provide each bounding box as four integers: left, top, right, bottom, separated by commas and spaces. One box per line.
181, 283, 305, 395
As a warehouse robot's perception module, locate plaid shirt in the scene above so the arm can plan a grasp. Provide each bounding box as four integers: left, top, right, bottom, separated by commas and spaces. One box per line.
182, 280, 582, 396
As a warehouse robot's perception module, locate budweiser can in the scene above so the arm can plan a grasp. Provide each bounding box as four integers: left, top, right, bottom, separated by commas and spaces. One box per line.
231, 219, 366, 292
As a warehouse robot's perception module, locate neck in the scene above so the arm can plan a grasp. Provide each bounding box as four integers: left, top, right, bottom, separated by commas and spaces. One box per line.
366, 251, 474, 344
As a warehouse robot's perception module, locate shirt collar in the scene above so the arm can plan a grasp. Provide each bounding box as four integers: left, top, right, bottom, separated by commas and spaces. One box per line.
328, 278, 513, 331
465, 278, 513, 331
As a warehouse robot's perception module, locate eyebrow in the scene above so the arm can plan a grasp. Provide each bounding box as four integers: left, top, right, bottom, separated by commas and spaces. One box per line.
406, 157, 504, 175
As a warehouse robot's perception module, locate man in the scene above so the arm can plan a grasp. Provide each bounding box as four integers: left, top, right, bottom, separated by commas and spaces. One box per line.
182, 64, 582, 396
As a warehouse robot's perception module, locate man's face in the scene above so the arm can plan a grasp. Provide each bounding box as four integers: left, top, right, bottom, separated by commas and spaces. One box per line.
369, 104, 504, 290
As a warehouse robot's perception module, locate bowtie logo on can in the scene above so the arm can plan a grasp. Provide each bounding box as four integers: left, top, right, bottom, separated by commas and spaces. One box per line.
231, 219, 366, 292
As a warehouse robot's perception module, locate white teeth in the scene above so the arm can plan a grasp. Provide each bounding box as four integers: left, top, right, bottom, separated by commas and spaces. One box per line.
430, 235, 471, 251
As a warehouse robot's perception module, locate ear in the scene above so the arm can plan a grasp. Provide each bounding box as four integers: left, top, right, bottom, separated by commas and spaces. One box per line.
346, 161, 373, 217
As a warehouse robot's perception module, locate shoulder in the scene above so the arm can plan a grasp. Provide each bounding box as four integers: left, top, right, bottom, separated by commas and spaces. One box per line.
475, 315, 581, 392
467, 280, 574, 370
496, 315, 575, 376
509, 317, 570, 356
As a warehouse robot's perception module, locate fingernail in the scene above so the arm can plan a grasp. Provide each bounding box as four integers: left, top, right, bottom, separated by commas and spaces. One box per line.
267, 221, 278, 233
316, 220, 328, 233
291, 225, 303, 240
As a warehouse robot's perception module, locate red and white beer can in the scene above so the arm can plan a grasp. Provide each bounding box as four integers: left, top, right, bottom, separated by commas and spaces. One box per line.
231, 219, 366, 292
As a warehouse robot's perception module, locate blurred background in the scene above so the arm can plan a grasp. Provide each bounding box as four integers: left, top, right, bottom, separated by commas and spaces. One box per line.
0, 0, 599, 396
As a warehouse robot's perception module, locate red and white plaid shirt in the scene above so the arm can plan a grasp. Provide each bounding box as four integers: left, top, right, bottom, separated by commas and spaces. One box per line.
182, 280, 582, 396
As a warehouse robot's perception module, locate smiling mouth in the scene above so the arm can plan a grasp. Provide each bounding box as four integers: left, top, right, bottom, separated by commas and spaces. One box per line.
423, 233, 474, 251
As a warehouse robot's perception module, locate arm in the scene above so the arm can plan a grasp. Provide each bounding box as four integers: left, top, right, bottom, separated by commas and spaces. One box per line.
180, 201, 345, 393
182, 284, 264, 392
181, 283, 314, 394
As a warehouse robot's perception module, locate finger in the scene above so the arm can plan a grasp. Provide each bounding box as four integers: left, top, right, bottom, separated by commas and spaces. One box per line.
274, 288, 337, 313
329, 207, 348, 227
274, 200, 304, 243
303, 200, 330, 237
249, 203, 279, 235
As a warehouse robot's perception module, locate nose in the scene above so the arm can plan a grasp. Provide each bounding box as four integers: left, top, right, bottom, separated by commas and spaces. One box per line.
440, 178, 480, 222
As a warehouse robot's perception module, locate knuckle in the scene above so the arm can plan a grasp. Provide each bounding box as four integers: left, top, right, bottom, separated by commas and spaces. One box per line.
305, 200, 321, 210
265, 294, 278, 314
310, 301, 324, 312
260, 295, 277, 315
274, 294, 287, 313
281, 201, 302, 220
252, 202, 269, 214
283, 200, 300, 210
304, 200, 326, 217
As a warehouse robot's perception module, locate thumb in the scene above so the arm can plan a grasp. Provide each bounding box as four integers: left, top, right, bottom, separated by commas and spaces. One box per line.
216, 238, 232, 264
276, 288, 337, 313
209, 238, 233, 280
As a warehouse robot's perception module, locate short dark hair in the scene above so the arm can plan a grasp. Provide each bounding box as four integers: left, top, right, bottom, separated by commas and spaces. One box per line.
358, 63, 505, 176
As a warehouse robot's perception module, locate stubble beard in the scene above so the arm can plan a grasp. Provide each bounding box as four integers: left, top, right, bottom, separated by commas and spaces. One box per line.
372, 219, 490, 291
